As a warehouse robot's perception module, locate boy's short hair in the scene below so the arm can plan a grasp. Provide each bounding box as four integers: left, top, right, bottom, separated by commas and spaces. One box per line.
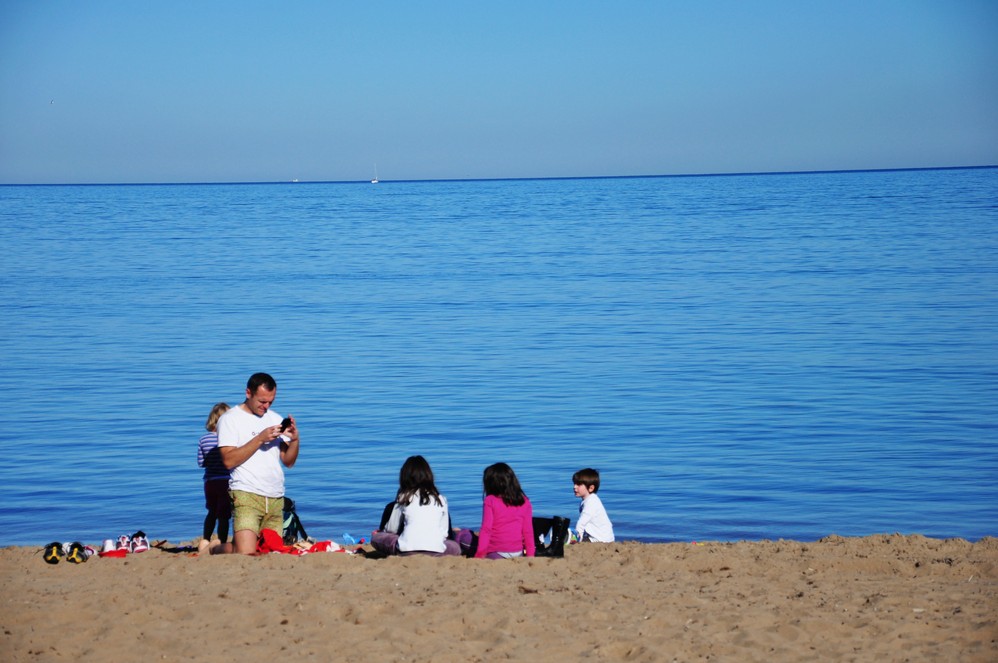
573, 468, 601, 492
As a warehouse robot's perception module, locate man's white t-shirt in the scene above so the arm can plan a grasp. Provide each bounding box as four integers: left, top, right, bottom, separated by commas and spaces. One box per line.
217, 406, 286, 498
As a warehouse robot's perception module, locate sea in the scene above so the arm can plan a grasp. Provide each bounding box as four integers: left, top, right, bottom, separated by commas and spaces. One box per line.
1, 167, 996, 547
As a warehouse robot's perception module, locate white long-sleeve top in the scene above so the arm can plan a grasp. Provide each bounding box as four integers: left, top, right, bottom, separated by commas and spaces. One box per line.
576, 492, 615, 542
385, 492, 451, 553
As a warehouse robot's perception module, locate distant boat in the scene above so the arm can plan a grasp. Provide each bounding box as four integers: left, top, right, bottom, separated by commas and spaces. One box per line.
371, 164, 379, 184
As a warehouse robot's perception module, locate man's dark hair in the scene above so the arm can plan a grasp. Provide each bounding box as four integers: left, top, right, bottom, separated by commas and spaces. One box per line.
247, 372, 277, 393
572, 468, 601, 493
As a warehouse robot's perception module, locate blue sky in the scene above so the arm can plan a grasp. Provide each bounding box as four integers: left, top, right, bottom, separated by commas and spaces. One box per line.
1, 1, 996, 184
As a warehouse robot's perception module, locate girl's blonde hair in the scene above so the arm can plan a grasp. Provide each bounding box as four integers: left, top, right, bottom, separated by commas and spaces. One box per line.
205, 402, 230, 432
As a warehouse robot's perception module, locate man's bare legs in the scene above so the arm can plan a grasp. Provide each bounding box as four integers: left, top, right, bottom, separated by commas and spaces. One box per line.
232, 528, 258, 555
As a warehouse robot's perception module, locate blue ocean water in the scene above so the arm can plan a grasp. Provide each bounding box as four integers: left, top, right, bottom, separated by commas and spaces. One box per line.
1, 168, 996, 547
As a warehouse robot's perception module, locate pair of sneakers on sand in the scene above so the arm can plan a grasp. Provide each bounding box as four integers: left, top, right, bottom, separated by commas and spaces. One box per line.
99, 531, 150, 558
43, 541, 96, 564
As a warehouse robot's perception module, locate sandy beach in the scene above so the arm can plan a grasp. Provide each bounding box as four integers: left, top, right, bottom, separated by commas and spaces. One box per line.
1, 534, 994, 662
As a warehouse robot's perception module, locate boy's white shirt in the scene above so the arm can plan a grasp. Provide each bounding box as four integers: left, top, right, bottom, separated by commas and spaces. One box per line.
576, 492, 615, 542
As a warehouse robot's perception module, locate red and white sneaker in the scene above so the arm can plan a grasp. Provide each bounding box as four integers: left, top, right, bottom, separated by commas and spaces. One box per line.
131, 531, 150, 553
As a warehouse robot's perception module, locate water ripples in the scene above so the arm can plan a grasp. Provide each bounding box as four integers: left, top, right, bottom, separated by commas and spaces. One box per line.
1, 169, 996, 545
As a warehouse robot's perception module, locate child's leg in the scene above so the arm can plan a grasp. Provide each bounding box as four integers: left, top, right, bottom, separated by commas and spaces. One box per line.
370, 530, 400, 555
206, 479, 231, 543
203, 511, 217, 541
202, 481, 217, 541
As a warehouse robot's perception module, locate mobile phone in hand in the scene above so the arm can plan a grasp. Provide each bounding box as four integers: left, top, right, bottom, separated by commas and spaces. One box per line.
280, 417, 292, 432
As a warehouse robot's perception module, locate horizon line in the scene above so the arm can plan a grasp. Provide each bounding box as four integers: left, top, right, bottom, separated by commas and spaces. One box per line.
2, 164, 995, 187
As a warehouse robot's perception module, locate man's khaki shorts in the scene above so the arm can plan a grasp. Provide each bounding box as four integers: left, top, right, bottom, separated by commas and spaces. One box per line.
231, 490, 284, 536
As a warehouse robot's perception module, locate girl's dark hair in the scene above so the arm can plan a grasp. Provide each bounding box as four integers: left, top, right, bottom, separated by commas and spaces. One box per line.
482, 462, 526, 507
397, 455, 443, 507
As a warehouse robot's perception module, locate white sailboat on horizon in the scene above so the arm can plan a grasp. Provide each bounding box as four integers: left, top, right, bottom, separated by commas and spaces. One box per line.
371, 164, 379, 184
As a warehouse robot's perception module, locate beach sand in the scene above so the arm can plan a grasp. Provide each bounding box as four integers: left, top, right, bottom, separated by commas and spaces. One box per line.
1, 534, 995, 662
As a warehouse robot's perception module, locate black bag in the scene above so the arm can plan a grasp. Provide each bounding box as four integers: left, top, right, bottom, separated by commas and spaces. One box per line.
282, 497, 309, 545
533, 516, 570, 558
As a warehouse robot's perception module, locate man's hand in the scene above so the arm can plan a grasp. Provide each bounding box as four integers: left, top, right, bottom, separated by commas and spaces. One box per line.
221, 424, 283, 470
282, 415, 299, 442
255, 425, 283, 445
280, 415, 300, 468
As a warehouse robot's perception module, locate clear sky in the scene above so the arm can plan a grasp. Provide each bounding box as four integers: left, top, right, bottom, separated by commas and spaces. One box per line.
1, 1, 996, 184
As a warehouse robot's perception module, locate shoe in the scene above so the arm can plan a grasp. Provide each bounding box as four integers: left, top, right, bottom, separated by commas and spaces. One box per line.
536, 517, 570, 558
43, 542, 62, 564
131, 531, 150, 553
117, 534, 131, 551
100, 538, 128, 558
65, 542, 88, 564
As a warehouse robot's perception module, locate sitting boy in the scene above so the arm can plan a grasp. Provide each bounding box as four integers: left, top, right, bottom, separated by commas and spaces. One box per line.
573, 468, 615, 542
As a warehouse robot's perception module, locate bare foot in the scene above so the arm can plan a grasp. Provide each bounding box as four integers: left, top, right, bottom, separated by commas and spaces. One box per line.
197, 539, 210, 555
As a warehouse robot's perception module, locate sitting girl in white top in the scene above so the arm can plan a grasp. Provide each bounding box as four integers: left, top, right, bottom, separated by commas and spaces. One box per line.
371, 455, 461, 556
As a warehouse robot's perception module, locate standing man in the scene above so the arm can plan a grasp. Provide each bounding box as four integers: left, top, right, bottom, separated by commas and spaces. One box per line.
218, 372, 300, 554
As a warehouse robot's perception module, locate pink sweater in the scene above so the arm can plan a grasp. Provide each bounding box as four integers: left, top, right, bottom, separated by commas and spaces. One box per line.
474, 494, 536, 558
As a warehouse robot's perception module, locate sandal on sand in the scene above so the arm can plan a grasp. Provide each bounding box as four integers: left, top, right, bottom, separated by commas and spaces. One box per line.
43, 542, 63, 564
65, 542, 88, 564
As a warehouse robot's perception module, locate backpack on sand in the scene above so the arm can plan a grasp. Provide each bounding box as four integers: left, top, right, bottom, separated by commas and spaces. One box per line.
282, 497, 309, 546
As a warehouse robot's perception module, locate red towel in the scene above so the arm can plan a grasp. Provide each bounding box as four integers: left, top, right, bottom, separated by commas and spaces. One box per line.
256, 529, 338, 555
257, 529, 296, 554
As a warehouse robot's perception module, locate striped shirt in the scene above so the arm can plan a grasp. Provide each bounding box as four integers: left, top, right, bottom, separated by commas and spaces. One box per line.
197, 432, 231, 482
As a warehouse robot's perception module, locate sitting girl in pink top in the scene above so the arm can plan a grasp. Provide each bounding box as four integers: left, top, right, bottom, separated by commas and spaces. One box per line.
457, 463, 536, 559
